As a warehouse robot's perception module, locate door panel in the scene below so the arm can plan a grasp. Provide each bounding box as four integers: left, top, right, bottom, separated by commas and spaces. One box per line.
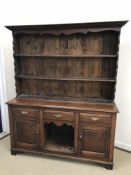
14, 118, 40, 149
79, 125, 110, 159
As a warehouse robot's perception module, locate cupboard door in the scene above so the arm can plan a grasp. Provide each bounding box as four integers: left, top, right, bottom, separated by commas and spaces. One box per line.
14, 118, 40, 149
79, 125, 110, 159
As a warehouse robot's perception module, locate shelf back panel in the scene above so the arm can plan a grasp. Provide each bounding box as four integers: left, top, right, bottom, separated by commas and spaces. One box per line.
13, 30, 120, 102
15, 57, 117, 79
16, 79, 115, 101
14, 31, 119, 55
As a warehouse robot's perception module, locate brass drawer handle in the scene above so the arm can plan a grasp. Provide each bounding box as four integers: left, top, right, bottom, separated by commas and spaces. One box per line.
91, 116, 99, 121
55, 113, 62, 118
21, 111, 28, 115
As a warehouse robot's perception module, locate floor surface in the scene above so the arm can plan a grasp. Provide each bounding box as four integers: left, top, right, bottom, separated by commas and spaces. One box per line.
0, 136, 131, 175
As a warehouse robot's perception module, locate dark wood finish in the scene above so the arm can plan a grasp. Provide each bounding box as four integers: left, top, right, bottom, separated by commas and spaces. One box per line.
109, 114, 117, 162
15, 75, 116, 82
78, 124, 110, 160
12, 107, 40, 118
44, 110, 74, 122
6, 21, 127, 169
79, 113, 112, 125
12, 29, 121, 102
11, 150, 17, 155
13, 117, 40, 149
13, 31, 119, 101
105, 165, 113, 170
40, 110, 44, 149
6, 20, 127, 32
7, 98, 118, 113
74, 113, 79, 153
43, 122, 74, 154
13, 30, 119, 102
14, 54, 117, 57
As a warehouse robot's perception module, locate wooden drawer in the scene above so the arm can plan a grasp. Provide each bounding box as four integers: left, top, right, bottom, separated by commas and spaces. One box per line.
44, 110, 74, 122
79, 113, 112, 125
12, 108, 40, 118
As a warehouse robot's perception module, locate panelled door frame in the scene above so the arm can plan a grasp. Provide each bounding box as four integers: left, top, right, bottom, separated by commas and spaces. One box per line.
13, 117, 40, 149
78, 124, 111, 159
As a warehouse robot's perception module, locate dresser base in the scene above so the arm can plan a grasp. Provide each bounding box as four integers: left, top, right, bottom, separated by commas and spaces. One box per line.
10, 148, 114, 170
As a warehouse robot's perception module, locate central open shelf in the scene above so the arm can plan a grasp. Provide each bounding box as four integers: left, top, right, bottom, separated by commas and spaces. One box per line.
44, 123, 74, 153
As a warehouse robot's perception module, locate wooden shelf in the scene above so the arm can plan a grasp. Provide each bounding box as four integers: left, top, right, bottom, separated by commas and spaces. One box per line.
15, 75, 116, 82
17, 95, 113, 103
14, 54, 117, 58
13, 25, 120, 102
44, 139, 74, 153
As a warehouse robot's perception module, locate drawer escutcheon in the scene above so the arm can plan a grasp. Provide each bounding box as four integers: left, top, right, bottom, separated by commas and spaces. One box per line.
55, 113, 62, 118
91, 116, 99, 121
21, 111, 28, 115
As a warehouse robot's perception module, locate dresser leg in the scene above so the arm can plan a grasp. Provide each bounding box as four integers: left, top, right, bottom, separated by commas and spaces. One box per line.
11, 150, 17, 155
105, 164, 113, 170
